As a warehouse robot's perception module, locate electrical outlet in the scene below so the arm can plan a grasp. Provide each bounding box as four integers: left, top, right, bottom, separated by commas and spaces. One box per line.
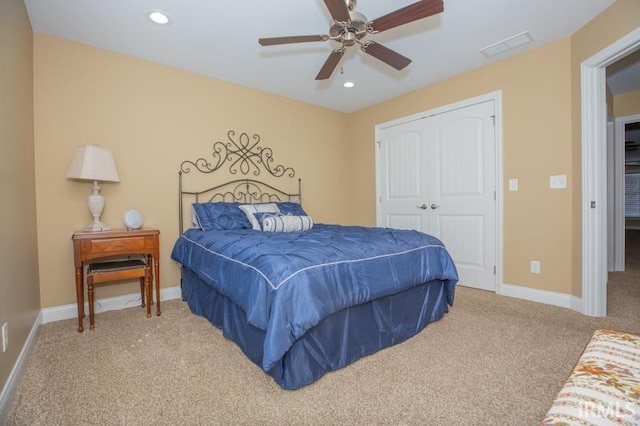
2, 323, 8, 353
530, 260, 541, 274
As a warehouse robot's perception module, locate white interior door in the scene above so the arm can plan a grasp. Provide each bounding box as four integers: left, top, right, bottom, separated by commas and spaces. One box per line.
378, 100, 497, 292
377, 120, 429, 232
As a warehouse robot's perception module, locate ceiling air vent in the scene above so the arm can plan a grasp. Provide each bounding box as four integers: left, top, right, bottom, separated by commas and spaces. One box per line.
481, 31, 534, 58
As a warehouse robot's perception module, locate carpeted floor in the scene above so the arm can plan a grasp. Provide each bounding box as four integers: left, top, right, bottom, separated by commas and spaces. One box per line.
6, 234, 640, 425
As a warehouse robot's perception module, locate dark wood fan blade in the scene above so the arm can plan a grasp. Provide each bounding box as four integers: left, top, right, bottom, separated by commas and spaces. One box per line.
259, 35, 328, 46
315, 49, 344, 80
323, 0, 350, 22
362, 42, 411, 70
369, 0, 444, 33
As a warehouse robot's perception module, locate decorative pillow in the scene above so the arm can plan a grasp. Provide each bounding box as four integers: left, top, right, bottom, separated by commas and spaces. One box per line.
255, 213, 314, 233
251, 212, 273, 231
238, 203, 280, 230
275, 201, 307, 216
191, 205, 200, 229
192, 202, 252, 231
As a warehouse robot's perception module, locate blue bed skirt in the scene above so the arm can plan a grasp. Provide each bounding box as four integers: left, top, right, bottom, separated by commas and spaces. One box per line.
181, 267, 452, 390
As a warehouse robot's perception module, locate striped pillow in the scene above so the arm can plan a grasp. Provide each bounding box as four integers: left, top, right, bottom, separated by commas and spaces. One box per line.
238, 203, 280, 230
255, 213, 314, 232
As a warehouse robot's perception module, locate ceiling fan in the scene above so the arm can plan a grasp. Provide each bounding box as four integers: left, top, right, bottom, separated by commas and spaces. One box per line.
258, 0, 444, 80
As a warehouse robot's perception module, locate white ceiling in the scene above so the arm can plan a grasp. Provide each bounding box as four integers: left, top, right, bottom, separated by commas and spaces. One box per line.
24, 0, 626, 113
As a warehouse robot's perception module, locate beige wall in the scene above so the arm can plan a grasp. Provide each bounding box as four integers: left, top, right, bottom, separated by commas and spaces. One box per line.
0, 0, 40, 399
614, 90, 640, 117
349, 39, 574, 294
33, 34, 351, 308
570, 0, 640, 295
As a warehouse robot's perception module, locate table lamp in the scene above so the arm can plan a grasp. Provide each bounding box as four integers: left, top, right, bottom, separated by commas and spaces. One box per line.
66, 144, 120, 231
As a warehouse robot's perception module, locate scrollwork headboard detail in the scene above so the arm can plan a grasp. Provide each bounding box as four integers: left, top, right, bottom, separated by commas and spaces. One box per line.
178, 130, 301, 234
180, 130, 296, 178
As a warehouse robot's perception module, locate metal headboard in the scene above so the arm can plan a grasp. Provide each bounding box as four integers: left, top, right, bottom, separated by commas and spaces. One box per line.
178, 130, 301, 234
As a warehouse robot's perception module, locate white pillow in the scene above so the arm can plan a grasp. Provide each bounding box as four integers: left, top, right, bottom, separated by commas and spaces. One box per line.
238, 203, 280, 230
261, 214, 314, 232
191, 204, 201, 229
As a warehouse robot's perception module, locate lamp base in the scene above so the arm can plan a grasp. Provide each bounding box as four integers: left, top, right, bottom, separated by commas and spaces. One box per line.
84, 181, 110, 232
84, 221, 110, 232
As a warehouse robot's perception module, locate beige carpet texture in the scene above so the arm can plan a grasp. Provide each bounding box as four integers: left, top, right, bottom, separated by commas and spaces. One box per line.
6, 234, 640, 425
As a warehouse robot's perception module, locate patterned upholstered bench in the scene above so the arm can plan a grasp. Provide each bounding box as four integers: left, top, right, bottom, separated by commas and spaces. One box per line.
543, 329, 640, 425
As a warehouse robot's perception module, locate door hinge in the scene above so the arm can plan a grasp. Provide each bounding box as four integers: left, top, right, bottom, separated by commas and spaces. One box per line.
376, 140, 381, 148
493, 265, 496, 275
491, 115, 496, 126
379, 196, 382, 203
493, 191, 496, 201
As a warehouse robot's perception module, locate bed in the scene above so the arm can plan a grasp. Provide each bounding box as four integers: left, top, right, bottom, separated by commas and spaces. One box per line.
171, 131, 459, 390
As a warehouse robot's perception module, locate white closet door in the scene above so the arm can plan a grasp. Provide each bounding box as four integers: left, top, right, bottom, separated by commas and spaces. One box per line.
378, 100, 497, 292
378, 120, 429, 232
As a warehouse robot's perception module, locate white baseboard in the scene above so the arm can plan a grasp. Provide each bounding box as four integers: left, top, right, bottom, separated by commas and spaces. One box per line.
499, 282, 582, 313
41, 286, 182, 324
0, 311, 42, 425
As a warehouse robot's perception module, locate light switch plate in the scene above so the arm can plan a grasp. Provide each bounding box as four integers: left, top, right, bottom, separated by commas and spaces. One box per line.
508, 178, 518, 191
550, 175, 567, 189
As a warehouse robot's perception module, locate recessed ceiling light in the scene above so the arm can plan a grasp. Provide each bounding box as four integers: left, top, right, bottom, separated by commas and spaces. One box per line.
343, 81, 355, 88
147, 10, 171, 25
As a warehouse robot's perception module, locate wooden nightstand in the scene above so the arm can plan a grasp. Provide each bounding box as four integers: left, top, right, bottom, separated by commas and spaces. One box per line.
72, 229, 160, 332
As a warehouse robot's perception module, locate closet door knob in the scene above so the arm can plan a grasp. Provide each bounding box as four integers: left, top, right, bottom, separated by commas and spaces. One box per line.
430, 204, 440, 210
417, 204, 428, 210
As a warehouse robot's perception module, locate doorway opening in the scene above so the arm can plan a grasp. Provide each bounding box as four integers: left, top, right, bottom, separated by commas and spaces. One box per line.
581, 27, 640, 316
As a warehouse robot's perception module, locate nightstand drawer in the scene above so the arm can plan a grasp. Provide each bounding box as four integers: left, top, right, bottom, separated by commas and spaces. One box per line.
88, 237, 146, 254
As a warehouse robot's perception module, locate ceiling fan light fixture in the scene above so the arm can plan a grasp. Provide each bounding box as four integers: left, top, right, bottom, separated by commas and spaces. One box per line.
343, 81, 355, 88
147, 10, 171, 25
259, 0, 445, 80
342, 31, 357, 46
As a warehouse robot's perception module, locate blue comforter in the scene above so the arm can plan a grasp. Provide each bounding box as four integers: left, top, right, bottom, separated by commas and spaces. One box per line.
171, 224, 458, 372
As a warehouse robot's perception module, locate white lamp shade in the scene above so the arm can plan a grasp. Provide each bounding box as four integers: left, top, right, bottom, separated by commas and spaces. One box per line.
66, 145, 120, 183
